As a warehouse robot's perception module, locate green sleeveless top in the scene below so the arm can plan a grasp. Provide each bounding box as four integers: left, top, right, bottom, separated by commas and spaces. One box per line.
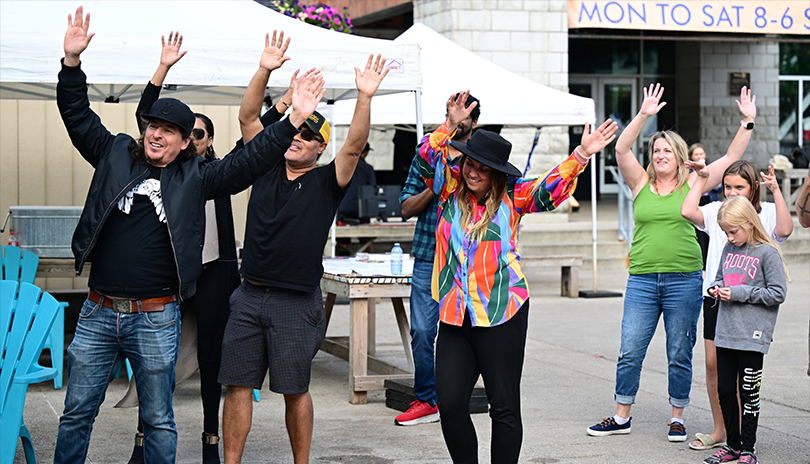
629, 181, 703, 275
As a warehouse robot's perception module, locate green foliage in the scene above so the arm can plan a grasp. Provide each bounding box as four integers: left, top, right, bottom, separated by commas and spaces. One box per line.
271, 0, 353, 34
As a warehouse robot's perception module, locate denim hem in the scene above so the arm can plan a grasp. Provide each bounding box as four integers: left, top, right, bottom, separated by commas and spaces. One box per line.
669, 397, 690, 408
614, 394, 635, 405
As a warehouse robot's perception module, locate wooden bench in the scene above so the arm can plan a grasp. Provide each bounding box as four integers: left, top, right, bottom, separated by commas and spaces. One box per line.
520, 254, 584, 298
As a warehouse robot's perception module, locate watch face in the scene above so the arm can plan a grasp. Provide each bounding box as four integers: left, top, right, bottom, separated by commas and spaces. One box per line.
746, 122, 754, 130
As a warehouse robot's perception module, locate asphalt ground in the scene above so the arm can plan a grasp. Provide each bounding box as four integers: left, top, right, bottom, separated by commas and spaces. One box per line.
18, 263, 810, 464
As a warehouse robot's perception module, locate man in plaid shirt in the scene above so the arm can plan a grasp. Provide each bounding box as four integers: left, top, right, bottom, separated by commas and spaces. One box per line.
395, 92, 480, 426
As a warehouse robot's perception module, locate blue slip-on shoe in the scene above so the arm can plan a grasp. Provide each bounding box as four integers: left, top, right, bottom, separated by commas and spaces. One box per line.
587, 416, 631, 436
668, 421, 688, 442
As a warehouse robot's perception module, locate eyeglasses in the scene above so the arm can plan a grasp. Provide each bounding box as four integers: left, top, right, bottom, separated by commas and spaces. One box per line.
192, 128, 208, 140
298, 127, 323, 143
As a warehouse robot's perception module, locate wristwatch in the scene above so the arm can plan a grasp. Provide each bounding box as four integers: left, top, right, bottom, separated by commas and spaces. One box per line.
741, 120, 755, 130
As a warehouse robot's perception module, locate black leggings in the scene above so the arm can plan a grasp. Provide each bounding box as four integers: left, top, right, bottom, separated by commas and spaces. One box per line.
716, 346, 764, 453
435, 300, 528, 464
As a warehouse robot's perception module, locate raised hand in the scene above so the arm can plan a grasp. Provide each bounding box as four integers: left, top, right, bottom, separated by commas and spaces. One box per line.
160, 32, 187, 68
579, 118, 619, 156
290, 70, 325, 125
64, 6, 95, 65
736, 85, 757, 121
639, 83, 666, 117
355, 54, 390, 98
760, 163, 780, 192
260, 30, 291, 72
446, 90, 477, 129
685, 159, 709, 178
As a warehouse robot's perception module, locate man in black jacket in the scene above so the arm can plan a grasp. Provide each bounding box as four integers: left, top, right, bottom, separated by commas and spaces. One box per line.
54, 8, 323, 464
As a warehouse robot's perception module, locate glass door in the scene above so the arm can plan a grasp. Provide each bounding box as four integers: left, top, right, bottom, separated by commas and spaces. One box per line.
570, 78, 637, 194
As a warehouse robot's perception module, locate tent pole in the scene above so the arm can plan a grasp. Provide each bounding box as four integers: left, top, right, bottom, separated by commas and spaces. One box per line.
415, 90, 424, 140
591, 154, 598, 291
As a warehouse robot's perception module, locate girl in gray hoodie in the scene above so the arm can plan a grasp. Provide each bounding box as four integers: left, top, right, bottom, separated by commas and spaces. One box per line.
703, 196, 789, 464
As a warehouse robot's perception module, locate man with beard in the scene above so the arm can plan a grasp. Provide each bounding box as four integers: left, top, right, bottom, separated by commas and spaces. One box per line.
395, 92, 480, 426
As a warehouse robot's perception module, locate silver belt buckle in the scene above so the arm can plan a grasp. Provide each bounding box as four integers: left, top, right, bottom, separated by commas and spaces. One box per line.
112, 299, 134, 313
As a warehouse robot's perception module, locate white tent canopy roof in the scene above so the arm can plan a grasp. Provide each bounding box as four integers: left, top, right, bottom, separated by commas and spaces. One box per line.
0, 0, 421, 105
332, 23, 594, 127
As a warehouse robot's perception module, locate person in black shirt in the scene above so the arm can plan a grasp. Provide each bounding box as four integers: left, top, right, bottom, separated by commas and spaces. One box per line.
54, 10, 323, 464
339, 142, 377, 223
218, 31, 390, 464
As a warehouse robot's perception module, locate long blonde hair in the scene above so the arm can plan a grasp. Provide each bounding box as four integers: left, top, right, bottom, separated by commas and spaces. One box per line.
456, 155, 508, 242
718, 196, 790, 280
646, 131, 690, 191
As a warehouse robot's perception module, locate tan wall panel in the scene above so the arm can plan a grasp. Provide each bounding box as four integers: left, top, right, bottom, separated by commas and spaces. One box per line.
18, 101, 47, 205
1, 100, 20, 243
45, 100, 73, 206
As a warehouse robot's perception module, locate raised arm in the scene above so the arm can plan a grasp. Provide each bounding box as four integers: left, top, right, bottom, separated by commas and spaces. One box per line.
797, 168, 810, 228
617, 83, 667, 197
203, 69, 324, 199
513, 118, 618, 215
63, 6, 95, 67
699, 86, 756, 193
58, 6, 117, 168
759, 163, 794, 239
335, 54, 390, 188
681, 159, 709, 228
136, 32, 186, 133
239, 31, 291, 144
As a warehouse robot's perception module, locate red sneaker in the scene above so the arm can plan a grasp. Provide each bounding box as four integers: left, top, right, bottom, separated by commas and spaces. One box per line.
394, 400, 439, 426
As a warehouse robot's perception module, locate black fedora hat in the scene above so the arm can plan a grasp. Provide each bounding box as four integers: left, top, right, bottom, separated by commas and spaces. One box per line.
450, 130, 520, 177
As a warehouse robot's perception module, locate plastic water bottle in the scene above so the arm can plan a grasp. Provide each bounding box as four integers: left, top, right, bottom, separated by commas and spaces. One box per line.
8, 229, 19, 246
390, 243, 403, 275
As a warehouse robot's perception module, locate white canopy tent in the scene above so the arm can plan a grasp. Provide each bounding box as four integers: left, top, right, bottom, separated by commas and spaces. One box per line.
331, 23, 595, 128
0, 0, 422, 105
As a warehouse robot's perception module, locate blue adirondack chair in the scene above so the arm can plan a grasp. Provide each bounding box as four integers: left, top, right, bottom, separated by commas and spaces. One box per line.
0, 281, 60, 464
2, 245, 65, 389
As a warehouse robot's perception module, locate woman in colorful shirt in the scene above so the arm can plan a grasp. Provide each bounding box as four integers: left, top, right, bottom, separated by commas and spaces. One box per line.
418, 91, 618, 463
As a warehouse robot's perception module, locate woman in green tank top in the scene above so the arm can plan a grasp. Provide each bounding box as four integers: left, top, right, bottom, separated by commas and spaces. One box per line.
586, 83, 757, 443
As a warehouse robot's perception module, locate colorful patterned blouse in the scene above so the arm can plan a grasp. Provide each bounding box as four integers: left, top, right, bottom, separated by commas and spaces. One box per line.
417, 122, 587, 327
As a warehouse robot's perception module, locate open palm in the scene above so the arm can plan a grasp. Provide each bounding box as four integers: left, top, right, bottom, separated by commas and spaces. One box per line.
355, 54, 389, 98
260, 30, 290, 72
639, 83, 666, 117
64, 6, 95, 58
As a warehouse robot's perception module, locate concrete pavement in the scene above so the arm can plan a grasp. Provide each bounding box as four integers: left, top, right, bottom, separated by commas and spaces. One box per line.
18, 264, 810, 463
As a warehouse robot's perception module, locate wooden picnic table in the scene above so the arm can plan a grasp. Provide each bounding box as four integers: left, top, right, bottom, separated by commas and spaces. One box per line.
319, 270, 414, 404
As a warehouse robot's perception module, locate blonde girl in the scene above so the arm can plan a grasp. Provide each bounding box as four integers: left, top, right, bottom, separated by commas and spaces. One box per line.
703, 196, 788, 464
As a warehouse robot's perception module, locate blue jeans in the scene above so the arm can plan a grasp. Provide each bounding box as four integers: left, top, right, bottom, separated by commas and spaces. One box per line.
54, 297, 180, 464
615, 271, 702, 408
410, 258, 441, 405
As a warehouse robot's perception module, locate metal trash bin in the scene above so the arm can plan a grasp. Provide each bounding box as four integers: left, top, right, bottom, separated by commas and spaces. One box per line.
2, 206, 82, 258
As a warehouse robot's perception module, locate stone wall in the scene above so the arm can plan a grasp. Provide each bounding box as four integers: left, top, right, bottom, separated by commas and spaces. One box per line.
413, 0, 573, 181
697, 41, 779, 168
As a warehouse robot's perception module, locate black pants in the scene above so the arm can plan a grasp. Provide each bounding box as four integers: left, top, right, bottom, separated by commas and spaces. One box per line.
436, 300, 529, 464
716, 346, 764, 453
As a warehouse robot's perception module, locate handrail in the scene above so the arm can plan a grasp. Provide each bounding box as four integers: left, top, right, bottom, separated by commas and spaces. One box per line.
607, 166, 634, 250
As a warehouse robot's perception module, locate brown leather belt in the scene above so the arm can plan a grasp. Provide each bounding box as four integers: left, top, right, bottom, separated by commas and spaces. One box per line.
88, 290, 176, 314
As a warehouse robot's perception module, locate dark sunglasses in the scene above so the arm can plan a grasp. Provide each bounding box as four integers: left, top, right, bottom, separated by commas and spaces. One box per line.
192, 128, 208, 140
298, 127, 323, 143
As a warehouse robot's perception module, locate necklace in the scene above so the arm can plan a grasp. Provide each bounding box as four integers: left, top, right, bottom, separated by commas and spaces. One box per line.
652, 179, 674, 195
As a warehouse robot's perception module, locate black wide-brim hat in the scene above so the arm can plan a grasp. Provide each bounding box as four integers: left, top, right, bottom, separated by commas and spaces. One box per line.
140, 98, 195, 136
450, 129, 521, 177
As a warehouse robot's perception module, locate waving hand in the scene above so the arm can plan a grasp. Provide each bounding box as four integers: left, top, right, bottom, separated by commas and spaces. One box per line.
64, 6, 95, 66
